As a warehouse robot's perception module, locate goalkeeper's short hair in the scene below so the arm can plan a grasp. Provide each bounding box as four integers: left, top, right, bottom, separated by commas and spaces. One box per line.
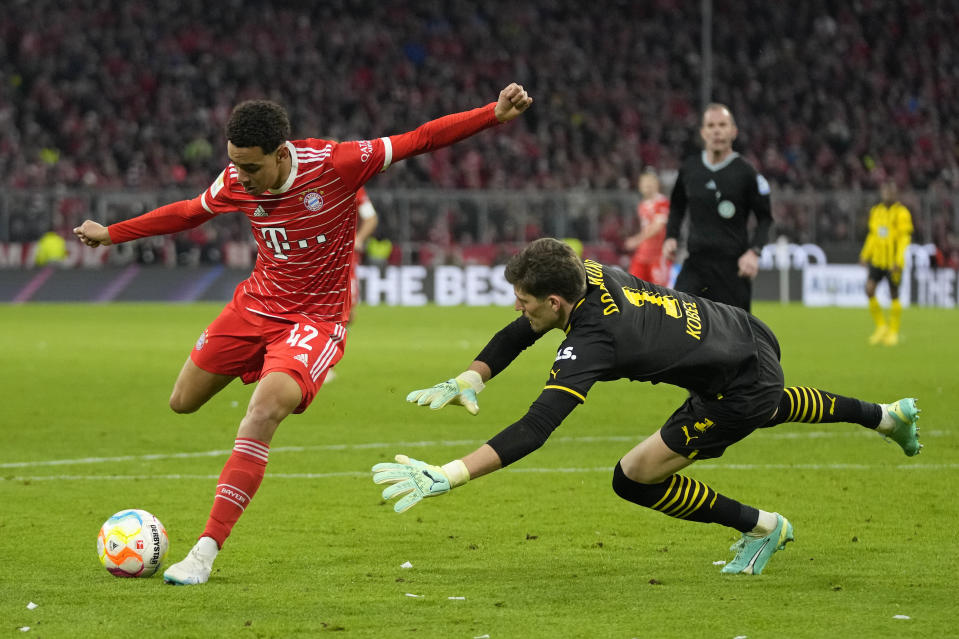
505, 238, 587, 302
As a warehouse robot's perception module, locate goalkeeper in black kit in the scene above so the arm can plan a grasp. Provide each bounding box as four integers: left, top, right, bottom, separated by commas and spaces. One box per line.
663, 103, 772, 312
372, 238, 922, 575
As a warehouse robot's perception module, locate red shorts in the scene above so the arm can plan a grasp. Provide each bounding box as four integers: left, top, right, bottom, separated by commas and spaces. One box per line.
191, 301, 346, 413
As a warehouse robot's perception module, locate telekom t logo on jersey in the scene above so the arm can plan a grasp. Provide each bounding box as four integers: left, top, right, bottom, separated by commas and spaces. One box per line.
260, 227, 327, 260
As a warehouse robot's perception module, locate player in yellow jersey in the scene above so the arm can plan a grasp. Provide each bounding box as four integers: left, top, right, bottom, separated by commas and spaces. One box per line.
859, 181, 913, 346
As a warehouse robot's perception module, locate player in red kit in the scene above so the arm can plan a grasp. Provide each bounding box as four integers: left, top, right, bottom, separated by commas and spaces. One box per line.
624, 170, 672, 287
73, 82, 533, 585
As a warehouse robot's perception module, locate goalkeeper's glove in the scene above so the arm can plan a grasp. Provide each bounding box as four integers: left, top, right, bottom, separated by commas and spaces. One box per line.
371, 454, 470, 513
405, 370, 485, 415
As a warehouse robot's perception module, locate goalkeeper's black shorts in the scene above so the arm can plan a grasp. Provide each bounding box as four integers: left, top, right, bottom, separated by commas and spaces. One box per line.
659, 316, 785, 460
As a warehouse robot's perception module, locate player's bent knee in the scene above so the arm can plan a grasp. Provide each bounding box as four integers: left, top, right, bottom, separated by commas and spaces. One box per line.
618, 450, 669, 485
169, 393, 201, 414
240, 373, 304, 432
612, 462, 666, 507
242, 400, 293, 427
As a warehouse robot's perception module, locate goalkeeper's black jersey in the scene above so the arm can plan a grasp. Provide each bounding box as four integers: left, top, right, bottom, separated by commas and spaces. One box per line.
478, 261, 767, 419
666, 151, 772, 258
477, 261, 779, 466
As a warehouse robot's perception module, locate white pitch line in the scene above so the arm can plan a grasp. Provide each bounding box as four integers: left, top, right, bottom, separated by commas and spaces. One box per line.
1, 430, 949, 471
0, 430, 952, 468
3, 463, 958, 483
0, 439, 488, 469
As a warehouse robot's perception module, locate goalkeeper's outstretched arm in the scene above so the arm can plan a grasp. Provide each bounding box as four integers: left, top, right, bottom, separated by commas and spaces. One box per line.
374, 392, 578, 512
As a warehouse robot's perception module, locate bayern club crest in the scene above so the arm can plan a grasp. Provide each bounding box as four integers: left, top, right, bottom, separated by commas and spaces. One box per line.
303, 192, 323, 211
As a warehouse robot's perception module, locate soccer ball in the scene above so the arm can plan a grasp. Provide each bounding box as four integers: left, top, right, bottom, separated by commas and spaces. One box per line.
96, 509, 169, 578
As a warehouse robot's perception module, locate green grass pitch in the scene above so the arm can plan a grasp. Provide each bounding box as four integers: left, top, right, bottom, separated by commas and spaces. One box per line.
1, 301, 956, 638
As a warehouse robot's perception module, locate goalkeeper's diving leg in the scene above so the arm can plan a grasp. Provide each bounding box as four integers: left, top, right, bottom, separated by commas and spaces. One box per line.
614, 427, 793, 575
765, 387, 921, 456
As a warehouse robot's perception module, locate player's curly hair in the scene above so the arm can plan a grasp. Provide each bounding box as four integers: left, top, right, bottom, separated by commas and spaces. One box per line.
505, 238, 587, 302
226, 100, 291, 154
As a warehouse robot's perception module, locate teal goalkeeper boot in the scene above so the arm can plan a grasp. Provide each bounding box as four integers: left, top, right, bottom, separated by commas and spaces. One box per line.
722, 514, 794, 575
881, 398, 922, 457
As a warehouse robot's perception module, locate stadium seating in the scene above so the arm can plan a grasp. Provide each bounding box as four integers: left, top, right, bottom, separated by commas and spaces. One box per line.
1, 1, 957, 263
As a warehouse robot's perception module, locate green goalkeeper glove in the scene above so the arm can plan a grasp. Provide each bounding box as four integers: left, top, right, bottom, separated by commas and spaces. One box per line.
406, 370, 485, 415
371, 454, 470, 513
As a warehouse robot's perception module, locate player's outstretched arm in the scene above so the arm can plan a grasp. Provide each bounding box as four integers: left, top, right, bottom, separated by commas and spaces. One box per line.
406, 367, 488, 415
494, 83, 533, 123
372, 455, 466, 513
372, 445, 502, 513
73, 220, 113, 247
75, 199, 211, 249
386, 83, 533, 169
377, 394, 571, 513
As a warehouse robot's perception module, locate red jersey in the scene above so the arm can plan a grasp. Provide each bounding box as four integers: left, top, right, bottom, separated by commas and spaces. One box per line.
633, 193, 670, 262
197, 137, 384, 323
107, 103, 500, 324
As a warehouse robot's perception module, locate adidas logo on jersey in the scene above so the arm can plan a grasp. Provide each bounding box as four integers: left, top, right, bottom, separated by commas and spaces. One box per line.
294, 353, 309, 367
705, 180, 717, 190
253, 205, 268, 217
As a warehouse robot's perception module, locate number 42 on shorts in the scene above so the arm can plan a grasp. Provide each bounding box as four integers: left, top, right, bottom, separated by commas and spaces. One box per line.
286, 323, 319, 350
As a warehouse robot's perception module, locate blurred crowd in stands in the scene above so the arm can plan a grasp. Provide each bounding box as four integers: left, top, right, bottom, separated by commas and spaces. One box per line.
2, 0, 957, 266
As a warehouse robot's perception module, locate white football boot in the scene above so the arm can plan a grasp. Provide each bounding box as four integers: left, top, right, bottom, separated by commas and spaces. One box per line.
163, 536, 219, 585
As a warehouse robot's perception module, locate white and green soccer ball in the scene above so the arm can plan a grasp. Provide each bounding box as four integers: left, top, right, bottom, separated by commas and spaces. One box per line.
96, 509, 169, 578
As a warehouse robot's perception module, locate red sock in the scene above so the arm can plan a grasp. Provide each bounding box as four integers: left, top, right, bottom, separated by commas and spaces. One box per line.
201, 438, 269, 548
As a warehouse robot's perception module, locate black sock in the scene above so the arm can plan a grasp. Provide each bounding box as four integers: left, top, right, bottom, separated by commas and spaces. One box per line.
770, 386, 882, 428
612, 463, 759, 533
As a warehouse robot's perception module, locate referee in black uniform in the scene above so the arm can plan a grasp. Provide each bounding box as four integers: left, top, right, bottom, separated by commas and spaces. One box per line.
663, 103, 772, 312
373, 238, 922, 575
